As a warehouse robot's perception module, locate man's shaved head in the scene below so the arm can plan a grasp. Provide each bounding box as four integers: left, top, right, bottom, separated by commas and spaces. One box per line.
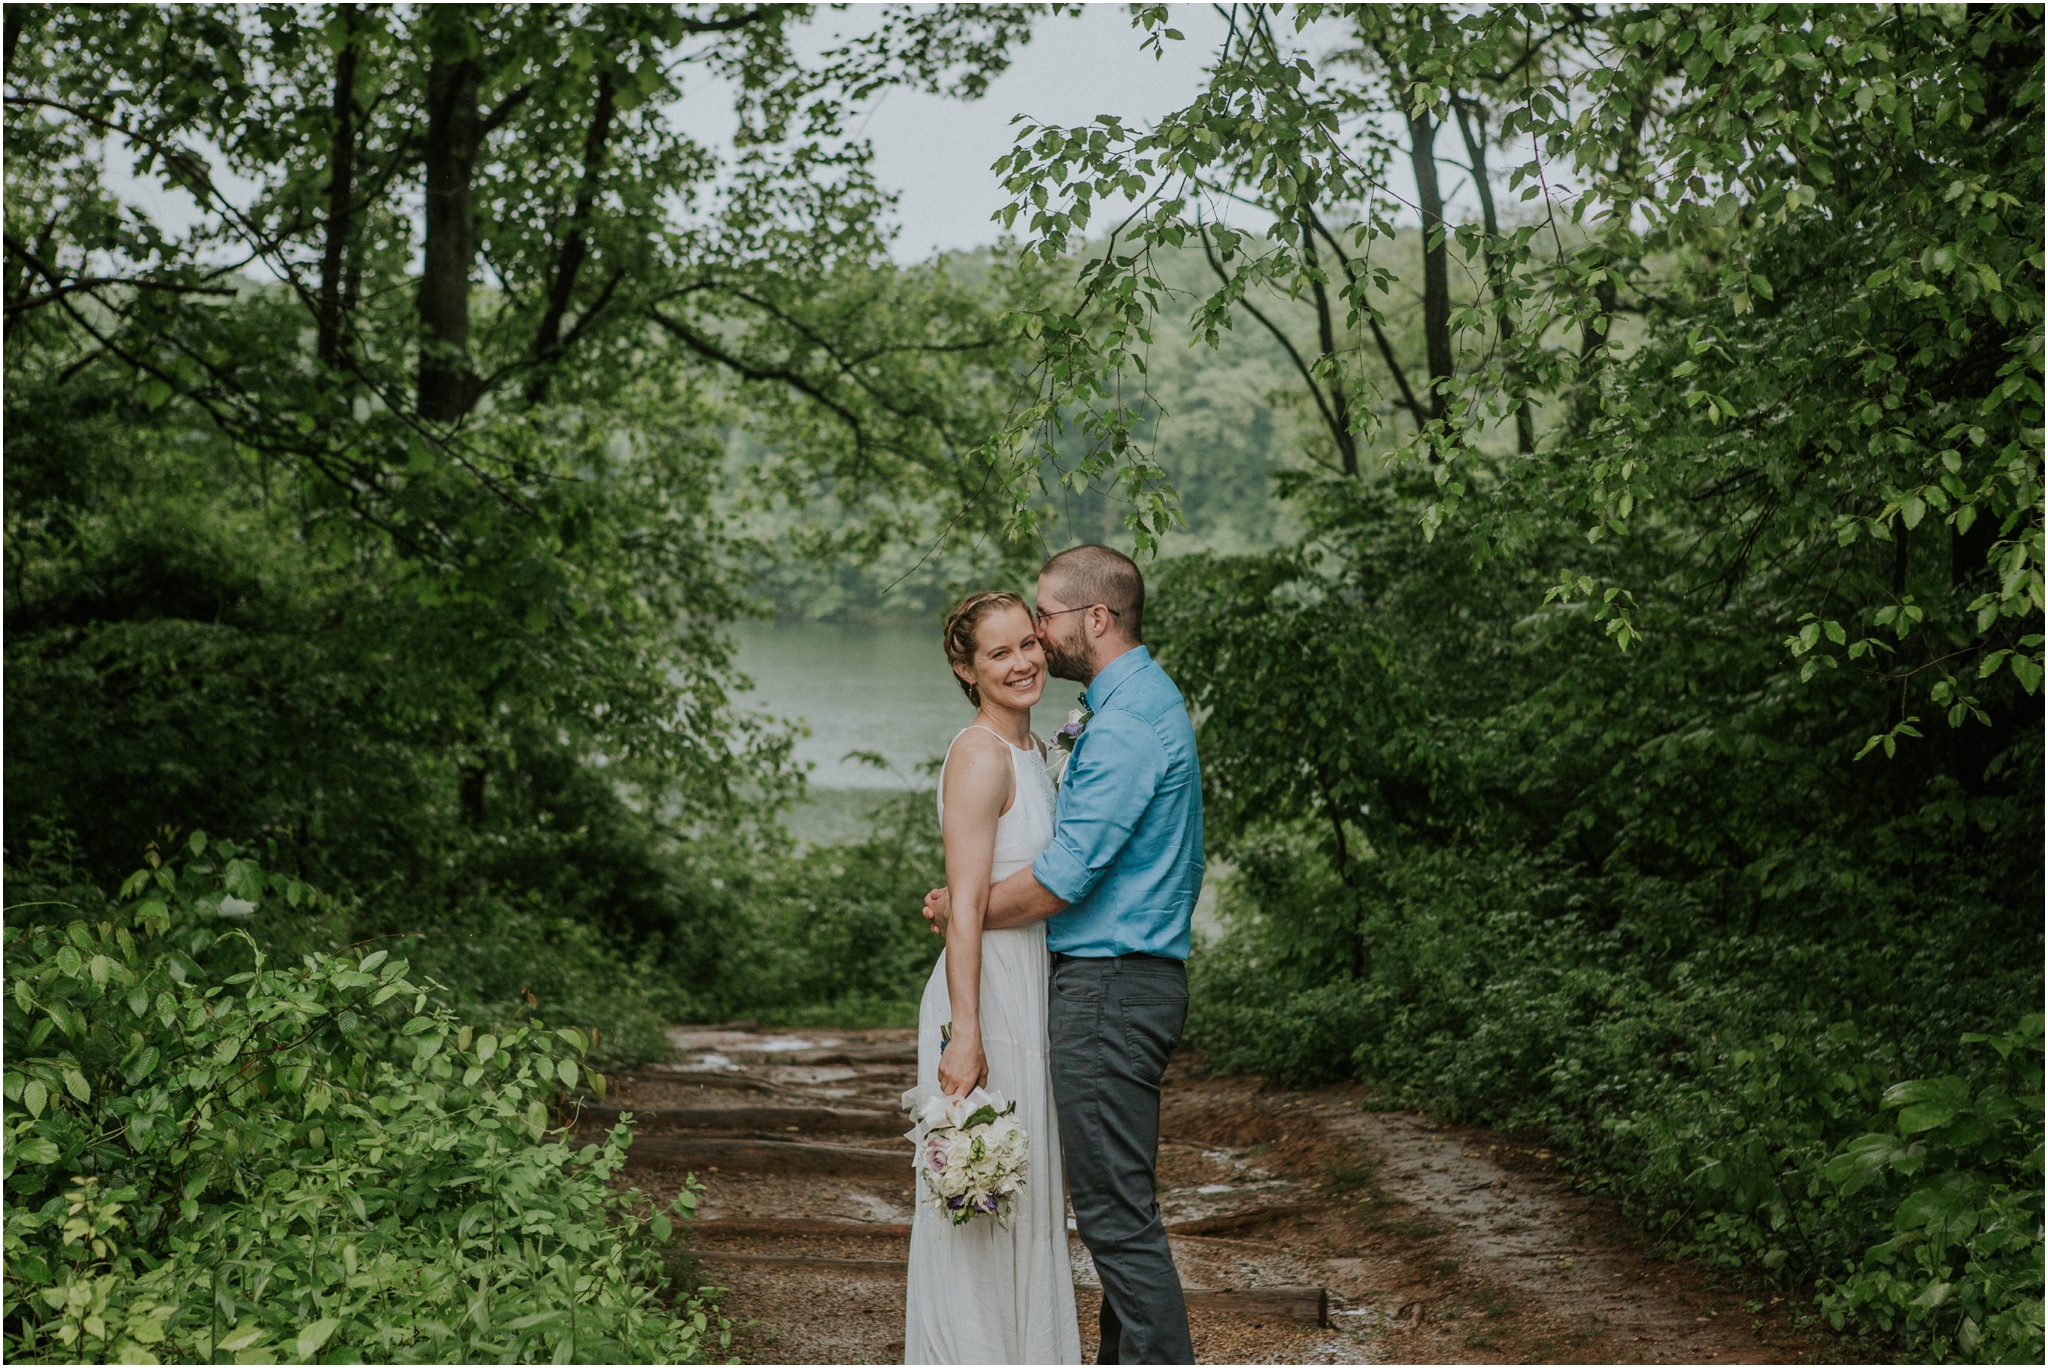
1041, 544, 1144, 642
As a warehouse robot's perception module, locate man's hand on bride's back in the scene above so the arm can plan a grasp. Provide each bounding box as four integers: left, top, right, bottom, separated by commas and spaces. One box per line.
922, 886, 951, 936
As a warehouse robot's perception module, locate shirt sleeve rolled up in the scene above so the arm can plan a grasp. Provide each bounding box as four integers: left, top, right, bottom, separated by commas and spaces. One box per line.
1031, 710, 1167, 906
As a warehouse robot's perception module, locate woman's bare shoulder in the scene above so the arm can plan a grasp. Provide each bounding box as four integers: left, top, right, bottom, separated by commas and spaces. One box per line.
942, 728, 1014, 812
946, 726, 1012, 759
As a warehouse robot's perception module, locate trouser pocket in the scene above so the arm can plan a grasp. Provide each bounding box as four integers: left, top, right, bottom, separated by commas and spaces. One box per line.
1118, 990, 1187, 1088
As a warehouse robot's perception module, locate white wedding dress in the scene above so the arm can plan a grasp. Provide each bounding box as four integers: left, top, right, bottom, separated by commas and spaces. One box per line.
904, 728, 1081, 1365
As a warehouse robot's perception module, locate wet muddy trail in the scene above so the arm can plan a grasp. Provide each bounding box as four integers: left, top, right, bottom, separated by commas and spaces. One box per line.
581, 1027, 1835, 1364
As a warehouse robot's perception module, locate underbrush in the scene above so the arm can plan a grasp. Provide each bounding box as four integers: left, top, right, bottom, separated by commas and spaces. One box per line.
2, 834, 720, 1364
679, 790, 940, 1028
1189, 834, 2044, 1364
387, 896, 682, 1074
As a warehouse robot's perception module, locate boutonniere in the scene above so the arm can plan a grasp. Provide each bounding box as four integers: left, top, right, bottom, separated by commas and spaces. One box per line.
1046, 698, 1091, 788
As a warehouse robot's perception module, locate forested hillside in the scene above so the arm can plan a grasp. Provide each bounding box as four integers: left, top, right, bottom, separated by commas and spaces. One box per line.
5, 4, 2042, 1365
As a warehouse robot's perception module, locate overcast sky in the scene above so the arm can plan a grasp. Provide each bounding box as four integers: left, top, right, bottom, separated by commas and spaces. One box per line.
854, 3, 1235, 260
808, 3, 1465, 261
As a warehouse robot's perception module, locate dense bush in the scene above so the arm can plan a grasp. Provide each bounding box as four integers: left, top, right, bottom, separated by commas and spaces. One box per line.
683, 791, 945, 1028
2, 834, 718, 1364
1188, 833, 2042, 1362
1154, 436, 2040, 1362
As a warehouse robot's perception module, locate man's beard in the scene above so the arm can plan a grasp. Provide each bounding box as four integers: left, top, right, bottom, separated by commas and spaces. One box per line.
1041, 624, 1090, 682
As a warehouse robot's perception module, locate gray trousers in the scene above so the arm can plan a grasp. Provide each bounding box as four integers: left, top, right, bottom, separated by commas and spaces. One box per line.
1048, 952, 1193, 1365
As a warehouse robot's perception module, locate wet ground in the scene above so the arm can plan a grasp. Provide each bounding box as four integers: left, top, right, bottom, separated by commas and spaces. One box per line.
580, 1027, 1839, 1365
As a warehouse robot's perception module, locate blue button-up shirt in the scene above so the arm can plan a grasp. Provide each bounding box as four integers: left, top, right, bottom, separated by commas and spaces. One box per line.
1033, 646, 1204, 959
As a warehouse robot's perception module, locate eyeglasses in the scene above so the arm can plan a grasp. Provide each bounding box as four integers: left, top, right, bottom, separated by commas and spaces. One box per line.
1032, 603, 1121, 625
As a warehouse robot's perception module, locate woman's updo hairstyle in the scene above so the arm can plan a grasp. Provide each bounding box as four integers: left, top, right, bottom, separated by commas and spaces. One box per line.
942, 590, 1028, 708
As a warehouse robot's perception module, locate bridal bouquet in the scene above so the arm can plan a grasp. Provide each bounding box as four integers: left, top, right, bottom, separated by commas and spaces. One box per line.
901, 1083, 1030, 1227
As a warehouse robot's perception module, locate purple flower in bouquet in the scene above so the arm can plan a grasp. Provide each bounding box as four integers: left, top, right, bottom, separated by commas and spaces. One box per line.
1045, 699, 1091, 788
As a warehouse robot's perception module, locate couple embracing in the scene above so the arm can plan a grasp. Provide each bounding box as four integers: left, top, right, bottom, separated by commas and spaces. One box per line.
904, 545, 1202, 1366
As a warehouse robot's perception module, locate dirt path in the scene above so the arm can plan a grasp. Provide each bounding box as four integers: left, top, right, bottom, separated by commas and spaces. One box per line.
586, 1027, 1832, 1364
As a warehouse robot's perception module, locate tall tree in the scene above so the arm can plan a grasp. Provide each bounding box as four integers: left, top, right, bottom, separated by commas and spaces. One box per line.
3, 2, 1044, 872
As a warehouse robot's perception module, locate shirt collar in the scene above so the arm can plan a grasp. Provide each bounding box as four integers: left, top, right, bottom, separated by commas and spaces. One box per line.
1084, 645, 1151, 713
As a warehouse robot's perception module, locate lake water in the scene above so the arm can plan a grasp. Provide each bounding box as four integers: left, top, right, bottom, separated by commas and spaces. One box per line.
732, 619, 1090, 844
730, 621, 1223, 939
730, 621, 990, 790
731, 620, 1023, 845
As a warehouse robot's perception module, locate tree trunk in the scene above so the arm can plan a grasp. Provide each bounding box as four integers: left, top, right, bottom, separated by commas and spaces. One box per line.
459, 761, 487, 826
1951, 509, 1999, 589
1569, 92, 1645, 437
1297, 211, 1359, 475
527, 65, 617, 404
1318, 777, 1370, 981
419, 15, 482, 421
316, 4, 360, 369
1453, 98, 1534, 454
1406, 110, 1453, 422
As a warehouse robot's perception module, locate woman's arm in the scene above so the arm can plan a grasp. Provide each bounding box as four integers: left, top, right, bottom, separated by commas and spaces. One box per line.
936, 733, 1011, 1098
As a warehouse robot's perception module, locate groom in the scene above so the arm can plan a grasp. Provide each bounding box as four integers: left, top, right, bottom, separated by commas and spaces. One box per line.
924, 544, 1202, 1365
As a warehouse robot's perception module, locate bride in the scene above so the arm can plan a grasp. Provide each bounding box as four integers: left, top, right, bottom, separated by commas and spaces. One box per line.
904, 590, 1081, 1365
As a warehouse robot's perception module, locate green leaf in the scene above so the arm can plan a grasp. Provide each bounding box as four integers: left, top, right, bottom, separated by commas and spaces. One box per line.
1884, 1075, 1969, 1136
1897, 1098, 1959, 1134
23, 1079, 47, 1117
1826, 1132, 1923, 1194
1894, 1173, 1984, 1244
123, 1046, 160, 1086
296, 1317, 340, 1358
216, 1325, 265, 1353
2010, 654, 2042, 694
13, 1137, 59, 1165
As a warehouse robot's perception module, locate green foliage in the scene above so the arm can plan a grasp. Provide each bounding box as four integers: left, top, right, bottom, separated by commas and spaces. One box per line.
683, 792, 944, 1027
2, 1, 1046, 986
1186, 838, 2040, 1362
2, 835, 716, 1364
1157, 492, 2039, 1363
1040, 14, 2048, 1357
997, 2, 2044, 742
1819, 1017, 2045, 1362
